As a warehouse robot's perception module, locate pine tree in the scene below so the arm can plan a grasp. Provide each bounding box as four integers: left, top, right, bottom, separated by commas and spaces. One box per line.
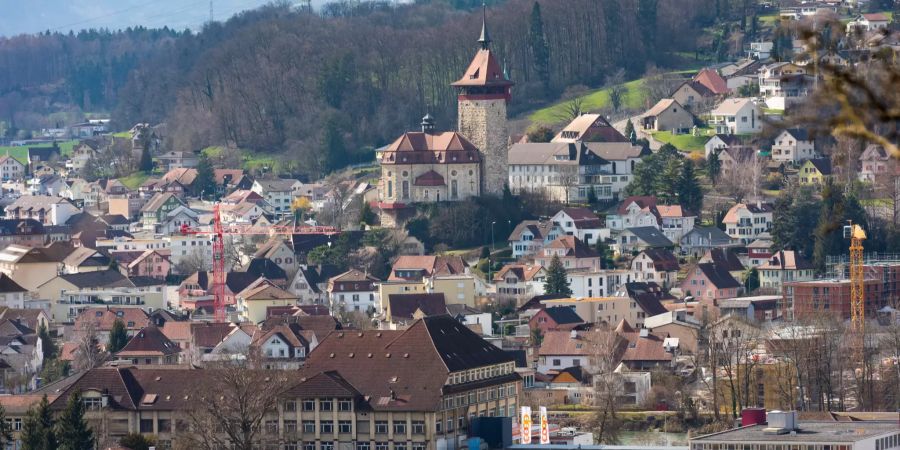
107, 319, 128, 354
656, 157, 683, 204
38, 323, 56, 360
529, 2, 551, 93
193, 155, 216, 199
624, 119, 635, 144
543, 254, 572, 296
0, 404, 12, 448
677, 160, 703, 215
57, 391, 94, 450
21, 394, 56, 450
139, 145, 153, 172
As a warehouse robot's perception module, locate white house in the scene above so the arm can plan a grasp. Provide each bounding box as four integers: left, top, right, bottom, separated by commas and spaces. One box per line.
567, 269, 632, 299
847, 13, 890, 33
630, 249, 679, 289
771, 128, 816, 163
0, 274, 27, 309
722, 202, 774, 244
708, 98, 762, 135
157, 205, 200, 235
606, 196, 660, 231
446, 304, 494, 336
507, 220, 562, 259
551, 207, 607, 245
657, 205, 696, 243
493, 264, 547, 300
327, 268, 380, 314
251, 178, 302, 217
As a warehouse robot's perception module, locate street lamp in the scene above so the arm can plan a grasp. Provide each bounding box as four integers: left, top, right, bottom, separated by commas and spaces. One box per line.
491, 221, 497, 250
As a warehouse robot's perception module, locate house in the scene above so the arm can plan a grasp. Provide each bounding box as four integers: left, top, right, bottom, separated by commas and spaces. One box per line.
61, 246, 111, 274
679, 263, 743, 303
445, 304, 493, 336
680, 226, 735, 257
540, 283, 668, 329
858, 145, 894, 182
606, 196, 661, 231
537, 330, 597, 373
158, 168, 198, 195
383, 293, 447, 328
380, 255, 475, 308
0, 244, 70, 291
37, 271, 167, 322
643, 310, 701, 354
566, 269, 633, 299
4, 196, 79, 226
615, 227, 674, 254
213, 169, 250, 195
657, 204, 696, 243
249, 321, 312, 369
66, 140, 100, 172
114, 325, 182, 365
26, 174, 67, 196
704, 134, 752, 159
551, 208, 606, 245
507, 220, 562, 259
249, 238, 298, 278
235, 279, 299, 324
327, 268, 380, 314
26, 147, 61, 169
708, 98, 762, 135
493, 264, 546, 301
0, 275, 27, 309
847, 13, 890, 33
529, 306, 585, 334
699, 248, 746, 282
535, 236, 601, 271
798, 158, 831, 185
0, 219, 46, 249
640, 99, 695, 133
747, 234, 775, 267
758, 250, 815, 292
722, 202, 774, 244
117, 249, 170, 280
219, 201, 267, 224
718, 295, 780, 322
748, 41, 773, 59
156, 150, 199, 171
251, 178, 301, 217
630, 249, 679, 288
506, 142, 617, 203
757, 62, 814, 110
692, 68, 729, 96
287, 264, 343, 305
139, 193, 187, 232
618, 325, 673, 371
671, 79, 717, 110
0, 156, 25, 181
551, 113, 628, 143
73, 307, 151, 342
771, 129, 816, 163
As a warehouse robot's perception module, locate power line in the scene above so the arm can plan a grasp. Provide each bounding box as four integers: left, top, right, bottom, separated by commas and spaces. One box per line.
47, 0, 168, 32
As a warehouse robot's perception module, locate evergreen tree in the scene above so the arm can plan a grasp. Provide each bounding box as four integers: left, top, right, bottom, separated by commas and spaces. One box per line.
0, 404, 12, 448
677, 160, 703, 215
543, 254, 572, 296
107, 319, 128, 354
595, 239, 613, 269
193, 155, 216, 199
360, 202, 376, 226
21, 394, 56, 450
57, 391, 94, 450
657, 157, 683, 204
37, 323, 56, 360
139, 145, 153, 172
744, 267, 759, 293
322, 117, 348, 173
706, 150, 721, 186
624, 119, 635, 144
813, 181, 867, 273
528, 2, 551, 92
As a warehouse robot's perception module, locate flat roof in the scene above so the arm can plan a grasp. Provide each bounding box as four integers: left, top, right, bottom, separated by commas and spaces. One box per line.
692, 422, 899, 443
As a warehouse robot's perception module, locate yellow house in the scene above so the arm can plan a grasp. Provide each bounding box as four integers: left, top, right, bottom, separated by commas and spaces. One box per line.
236, 279, 299, 324
0, 244, 62, 291
378, 275, 477, 312
798, 158, 831, 186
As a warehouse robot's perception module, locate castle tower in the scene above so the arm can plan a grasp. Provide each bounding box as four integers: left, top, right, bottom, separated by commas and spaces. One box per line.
451, 5, 513, 197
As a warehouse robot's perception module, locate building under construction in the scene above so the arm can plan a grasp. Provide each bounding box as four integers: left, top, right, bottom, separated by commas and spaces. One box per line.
781, 254, 900, 321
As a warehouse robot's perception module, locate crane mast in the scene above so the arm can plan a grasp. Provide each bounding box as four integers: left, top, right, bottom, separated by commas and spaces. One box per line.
181, 203, 338, 322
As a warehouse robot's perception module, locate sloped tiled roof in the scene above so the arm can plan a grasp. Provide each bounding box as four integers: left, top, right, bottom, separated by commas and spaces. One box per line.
640, 248, 679, 272
543, 236, 598, 258
625, 227, 674, 248
693, 68, 729, 95
116, 326, 181, 357
807, 158, 832, 176
387, 293, 447, 320
696, 263, 742, 289
540, 306, 584, 325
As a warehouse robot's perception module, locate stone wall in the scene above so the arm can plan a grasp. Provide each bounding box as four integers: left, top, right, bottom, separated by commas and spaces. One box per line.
458, 98, 509, 196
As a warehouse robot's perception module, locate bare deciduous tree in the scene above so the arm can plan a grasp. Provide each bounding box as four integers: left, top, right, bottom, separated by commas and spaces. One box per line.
583, 327, 624, 444
73, 321, 106, 373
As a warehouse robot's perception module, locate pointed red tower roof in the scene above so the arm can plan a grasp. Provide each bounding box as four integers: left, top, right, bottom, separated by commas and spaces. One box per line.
451, 5, 513, 94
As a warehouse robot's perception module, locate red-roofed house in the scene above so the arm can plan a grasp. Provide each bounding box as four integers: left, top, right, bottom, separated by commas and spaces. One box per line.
535, 236, 601, 271
551, 207, 607, 245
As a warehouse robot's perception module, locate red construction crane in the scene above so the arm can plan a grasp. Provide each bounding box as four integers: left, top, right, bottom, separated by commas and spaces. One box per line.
180, 203, 338, 322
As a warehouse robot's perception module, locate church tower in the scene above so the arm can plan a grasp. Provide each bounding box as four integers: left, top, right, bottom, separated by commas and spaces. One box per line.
451, 6, 513, 197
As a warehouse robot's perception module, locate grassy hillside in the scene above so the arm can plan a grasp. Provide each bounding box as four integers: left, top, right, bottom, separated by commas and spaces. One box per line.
528, 78, 649, 125
651, 129, 714, 153
0, 140, 78, 164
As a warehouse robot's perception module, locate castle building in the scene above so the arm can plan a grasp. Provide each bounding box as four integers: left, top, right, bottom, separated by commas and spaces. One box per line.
377, 8, 512, 227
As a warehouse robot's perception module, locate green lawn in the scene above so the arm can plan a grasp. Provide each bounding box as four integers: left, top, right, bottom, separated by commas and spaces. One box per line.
860, 198, 893, 208
651, 130, 713, 153
118, 172, 151, 189
759, 14, 780, 24
527, 69, 698, 126
0, 140, 78, 164
528, 78, 649, 125
112, 131, 131, 138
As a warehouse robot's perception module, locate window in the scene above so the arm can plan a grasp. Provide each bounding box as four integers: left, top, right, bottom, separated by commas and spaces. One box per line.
553, 359, 561, 366
302, 400, 315, 411
285, 420, 297, 433
357, 443, 371, 450
412, 420, 425, 434
435, 419, 442, 433
320, 400, 333, 411
285, 400, 297, 412
321, 422, 334, 433
84, 397, 103, 410
322, 442, 334, 450
266, 420, 279, 434
302, 421, 315, 433
376, 443, 389, 450
158, 419, 172, 433
393, 421, 407, 435
339, 420, 352, 433
394, 443, 407, 450
338, 400, 352, 411
140, 418, 154, 433
375, 421, 388, 434
412, 444, 426, 450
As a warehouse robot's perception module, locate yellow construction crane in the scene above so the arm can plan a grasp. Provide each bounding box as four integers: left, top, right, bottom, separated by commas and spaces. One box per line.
845, 223, 867, 332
